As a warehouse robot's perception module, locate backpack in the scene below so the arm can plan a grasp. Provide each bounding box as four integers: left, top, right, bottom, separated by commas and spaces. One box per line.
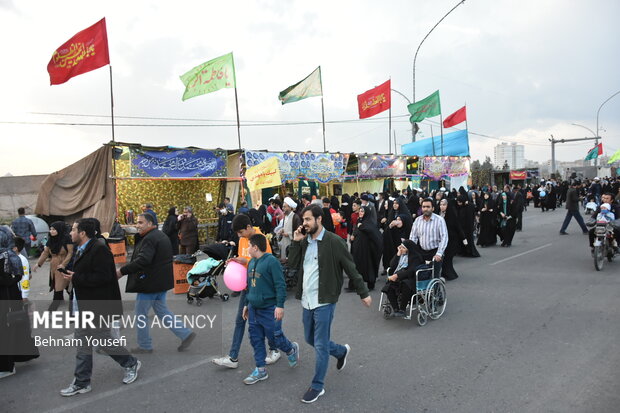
0, 251, 20, 287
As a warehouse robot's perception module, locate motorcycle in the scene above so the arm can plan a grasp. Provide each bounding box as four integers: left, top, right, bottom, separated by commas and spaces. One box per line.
591, 219, 619, 271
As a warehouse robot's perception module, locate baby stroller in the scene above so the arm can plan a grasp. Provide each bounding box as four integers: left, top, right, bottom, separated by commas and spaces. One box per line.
186, 244, 232, 306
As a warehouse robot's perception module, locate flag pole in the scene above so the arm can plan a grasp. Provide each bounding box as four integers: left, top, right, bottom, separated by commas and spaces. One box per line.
440, 113, 444, 156
430, 124, 436, 156
389, 77, 392, 154
234, 87, 242, 150
321, 97, 326, 152
109, 66, 115, 142
389, 104, 392, 154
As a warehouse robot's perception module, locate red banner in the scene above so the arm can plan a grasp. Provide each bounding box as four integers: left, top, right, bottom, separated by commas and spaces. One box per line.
357, 80, 391, 119
510, 170, 527, 180
47, 18, 110, 85
443, 106, 467, 128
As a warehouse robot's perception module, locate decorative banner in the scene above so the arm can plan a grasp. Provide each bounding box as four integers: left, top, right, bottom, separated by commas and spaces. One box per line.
244, 151, 348, 183
450, 174, 469, 191
357, 155, 407, 177
130, 149, 227, 178
422, 156, 470, 181
510, 170, 527, 180
245, 157, 282, 191
410, 175, 422, 189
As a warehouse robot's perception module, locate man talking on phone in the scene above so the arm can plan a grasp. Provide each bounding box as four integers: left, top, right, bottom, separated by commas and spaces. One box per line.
288, 204, 371, 404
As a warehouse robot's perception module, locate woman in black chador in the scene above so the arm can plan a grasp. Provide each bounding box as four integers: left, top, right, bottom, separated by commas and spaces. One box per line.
439, 199, 466, 280
477, 192, 497, 247
162, 207, 179, 254
383, 198, 414, 273
379, 197, 395, 274
496, 192, 518, 247
456, 195, 480, 257
350, 206, 383, 290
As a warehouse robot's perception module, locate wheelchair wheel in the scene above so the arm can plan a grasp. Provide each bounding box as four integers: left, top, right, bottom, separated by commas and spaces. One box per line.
220, 293, 230, 301
426, 280, 447, 320
196, 299, 203, 307
417, 311, 427, 326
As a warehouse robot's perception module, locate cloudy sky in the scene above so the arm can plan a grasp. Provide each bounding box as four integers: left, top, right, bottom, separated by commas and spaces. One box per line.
1, 0, 619, 176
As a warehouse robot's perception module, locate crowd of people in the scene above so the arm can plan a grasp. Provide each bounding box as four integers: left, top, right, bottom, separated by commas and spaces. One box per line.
2, 175, 618, 403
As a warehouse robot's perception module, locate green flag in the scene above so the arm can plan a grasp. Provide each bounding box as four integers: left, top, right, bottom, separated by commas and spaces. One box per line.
584, 144, 600, 161
278, 66, 322, 104
180, 52, 236, 101
408, 90, 441, 123
607, 148, 620, 164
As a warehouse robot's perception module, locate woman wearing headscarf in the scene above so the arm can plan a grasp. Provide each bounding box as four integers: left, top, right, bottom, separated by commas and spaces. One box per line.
477, 192, 497, 247
340, 194, 352, 224
379, 197, 395, 273
162, 207, 179, 254
433, 191, 446, 214
456, 195, 480, 257
496, 192, 518, 247
1, 226, 38, 378
33, 221, 74, 311
350, 206, 383, 290
439, 199, 466, 280
382, 239, 422, 317
330, 196, 340, 213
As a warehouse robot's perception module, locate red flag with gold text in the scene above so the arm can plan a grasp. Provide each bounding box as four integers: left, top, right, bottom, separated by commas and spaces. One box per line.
357, 80, 391, 119
47, 18, 110, 85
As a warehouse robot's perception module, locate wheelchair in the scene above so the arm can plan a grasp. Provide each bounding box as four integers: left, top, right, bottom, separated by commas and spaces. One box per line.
378, 261, 447, 326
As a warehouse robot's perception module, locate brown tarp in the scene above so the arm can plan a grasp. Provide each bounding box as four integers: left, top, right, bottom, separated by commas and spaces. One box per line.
35, 146, 116, 232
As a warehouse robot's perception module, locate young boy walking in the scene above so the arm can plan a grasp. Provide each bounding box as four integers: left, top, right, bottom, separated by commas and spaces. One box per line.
241, 234, 299, 384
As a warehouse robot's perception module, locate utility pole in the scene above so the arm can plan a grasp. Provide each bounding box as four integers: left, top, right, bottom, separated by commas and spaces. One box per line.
549, 135, 598, 177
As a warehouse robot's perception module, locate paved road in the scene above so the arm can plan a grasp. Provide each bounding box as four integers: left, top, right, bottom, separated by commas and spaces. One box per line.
3, 207, 620, 413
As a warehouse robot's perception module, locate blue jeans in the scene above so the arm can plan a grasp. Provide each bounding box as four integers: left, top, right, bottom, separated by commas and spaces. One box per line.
560, 210, 588, 233
135, 292, 192, 350
302, 304, 347, 391
229, 290, 276, 360
248, 305, 293, 368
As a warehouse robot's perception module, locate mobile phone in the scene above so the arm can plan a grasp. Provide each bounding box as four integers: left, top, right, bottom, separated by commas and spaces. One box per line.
58, 267, 70, 274
300, 226, 307, 235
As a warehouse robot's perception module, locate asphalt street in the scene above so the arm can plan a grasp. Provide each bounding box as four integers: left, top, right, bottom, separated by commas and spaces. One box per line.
3, 207, 620, 413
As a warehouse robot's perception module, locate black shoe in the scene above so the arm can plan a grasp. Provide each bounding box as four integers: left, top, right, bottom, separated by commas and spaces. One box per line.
178, 332, 196, 352
301, 387, 326, 404
47, 301, 62, 312
231, 291, 241, 297
559, 231, 568, 235
337, 344, 350, 370
130, 347, 153, 354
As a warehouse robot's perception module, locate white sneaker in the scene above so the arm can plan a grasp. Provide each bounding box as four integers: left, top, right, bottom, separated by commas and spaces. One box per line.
212, 356, 238, 369
0, 368, 16, 379
265, 350, 281, 365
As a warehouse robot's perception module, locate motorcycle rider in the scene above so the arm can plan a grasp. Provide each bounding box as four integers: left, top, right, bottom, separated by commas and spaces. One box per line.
588, 192, 620, 253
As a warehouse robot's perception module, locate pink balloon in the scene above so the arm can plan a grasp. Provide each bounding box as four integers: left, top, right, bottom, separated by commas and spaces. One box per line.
223, 261, 248, 292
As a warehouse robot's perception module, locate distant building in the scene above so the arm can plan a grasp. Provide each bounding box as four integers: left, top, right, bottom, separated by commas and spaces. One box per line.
494, 142, 524, 170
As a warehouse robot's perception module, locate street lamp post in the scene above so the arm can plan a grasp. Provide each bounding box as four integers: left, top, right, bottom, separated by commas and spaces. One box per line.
391, 88, 416, 141
596, 90, 620, 167
571, 123, 598, 168
412, 0, 466, 102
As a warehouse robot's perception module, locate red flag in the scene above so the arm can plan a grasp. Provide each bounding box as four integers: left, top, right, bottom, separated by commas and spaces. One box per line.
596, 143, 603, 155
357, 80, 391, 119
47, 18, 110, 85
442, 106, 467, 128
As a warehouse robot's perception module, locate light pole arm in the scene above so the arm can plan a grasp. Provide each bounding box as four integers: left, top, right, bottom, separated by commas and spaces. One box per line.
391, 88, 411, 105
412, 0, 465, 102
570, 123, 597, 138
596, 89, 620, 136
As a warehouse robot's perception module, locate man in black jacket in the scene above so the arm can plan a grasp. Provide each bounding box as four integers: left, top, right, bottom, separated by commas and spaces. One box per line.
117, 213, 196, 353
60, 219, 140, 397
559, 181, 589, 235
